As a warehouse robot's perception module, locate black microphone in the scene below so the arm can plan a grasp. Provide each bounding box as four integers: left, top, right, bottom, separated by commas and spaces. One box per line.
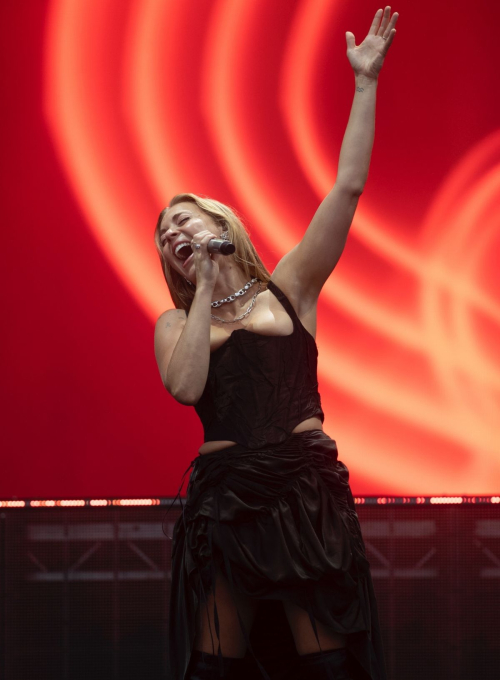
207, 238, 236, 256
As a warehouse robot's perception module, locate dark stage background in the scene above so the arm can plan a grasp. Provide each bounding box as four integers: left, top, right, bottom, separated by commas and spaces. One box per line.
2, 501, 499, 680
1, 1, 500, 496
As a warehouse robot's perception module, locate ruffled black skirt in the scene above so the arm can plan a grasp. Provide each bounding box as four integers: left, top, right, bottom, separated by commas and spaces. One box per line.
165, 430, 386, 680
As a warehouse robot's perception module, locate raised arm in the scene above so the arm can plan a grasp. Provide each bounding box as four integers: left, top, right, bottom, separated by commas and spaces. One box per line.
273, 7, 398, 315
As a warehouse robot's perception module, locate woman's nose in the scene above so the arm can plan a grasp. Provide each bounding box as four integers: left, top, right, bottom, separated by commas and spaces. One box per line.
165, 225, 179, 239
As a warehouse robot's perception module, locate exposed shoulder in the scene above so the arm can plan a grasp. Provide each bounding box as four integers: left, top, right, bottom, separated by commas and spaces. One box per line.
269, 273, 318, 338
154, 308, 187, 350
269, 269, 316, 319
155, 308, 187, 330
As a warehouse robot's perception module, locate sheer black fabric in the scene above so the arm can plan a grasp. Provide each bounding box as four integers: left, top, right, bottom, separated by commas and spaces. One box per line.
165, 431, 386, 680
193, 280, 324, 449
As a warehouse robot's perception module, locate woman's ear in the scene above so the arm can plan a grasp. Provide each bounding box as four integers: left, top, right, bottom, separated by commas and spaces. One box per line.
218, 218, 229, 240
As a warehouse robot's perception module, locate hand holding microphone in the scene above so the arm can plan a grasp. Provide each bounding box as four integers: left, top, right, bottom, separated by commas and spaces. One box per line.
189, 231, 235, 290
206, 238, 235, 255
191, 235, 235, 256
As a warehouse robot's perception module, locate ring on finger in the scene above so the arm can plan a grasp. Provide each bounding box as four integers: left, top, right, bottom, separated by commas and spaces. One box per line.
192, 242, 201, 250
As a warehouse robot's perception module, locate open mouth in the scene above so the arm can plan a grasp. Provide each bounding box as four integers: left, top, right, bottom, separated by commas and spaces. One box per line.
173, 242, 192, 261
182, 253, 194, 269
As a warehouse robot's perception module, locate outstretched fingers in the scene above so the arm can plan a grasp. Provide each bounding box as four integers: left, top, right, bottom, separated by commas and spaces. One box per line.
386, 11, 399, 37
382, 27, 397, 53
381, 11, 399, 54
371, 7, 399, 55
345, 31, 356, 50
376, 7, 392, 38
368, 8, 384, 36
368, 7, 399, 41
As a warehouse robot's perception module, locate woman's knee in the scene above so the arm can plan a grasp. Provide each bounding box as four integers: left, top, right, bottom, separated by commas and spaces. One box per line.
282, 600, 346, 656
194, 568, 259, 658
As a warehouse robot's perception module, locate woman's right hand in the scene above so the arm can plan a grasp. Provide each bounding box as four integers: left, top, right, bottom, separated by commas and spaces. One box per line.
156, 230, 220, 403
190, 230, 221, 290
155, 230, 223, 404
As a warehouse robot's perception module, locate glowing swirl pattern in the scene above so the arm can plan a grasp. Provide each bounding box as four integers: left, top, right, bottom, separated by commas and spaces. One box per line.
44, 0, 500, 494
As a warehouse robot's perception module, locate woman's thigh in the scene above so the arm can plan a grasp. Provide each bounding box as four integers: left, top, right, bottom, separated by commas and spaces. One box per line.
283, 600, 346, 656
194, 567, 260, 658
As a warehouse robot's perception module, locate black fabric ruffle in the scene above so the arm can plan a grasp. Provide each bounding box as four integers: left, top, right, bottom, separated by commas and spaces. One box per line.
165, 430, 386, 680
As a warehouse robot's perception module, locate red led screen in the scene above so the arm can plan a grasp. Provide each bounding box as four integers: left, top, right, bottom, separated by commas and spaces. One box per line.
1, 0, 499, 499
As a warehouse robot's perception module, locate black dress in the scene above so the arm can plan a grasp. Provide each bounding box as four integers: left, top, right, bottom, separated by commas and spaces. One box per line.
164, 281, 386, 680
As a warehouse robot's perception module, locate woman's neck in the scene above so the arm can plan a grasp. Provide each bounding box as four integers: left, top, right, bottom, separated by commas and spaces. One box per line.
211, 263, 252, 303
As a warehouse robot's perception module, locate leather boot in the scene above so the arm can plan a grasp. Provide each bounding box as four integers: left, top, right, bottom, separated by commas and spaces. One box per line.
297, 647, 366, 680
186, 649, 249, 679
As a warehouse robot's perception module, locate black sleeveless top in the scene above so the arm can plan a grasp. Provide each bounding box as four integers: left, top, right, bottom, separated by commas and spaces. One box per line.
191, 280, 324, 449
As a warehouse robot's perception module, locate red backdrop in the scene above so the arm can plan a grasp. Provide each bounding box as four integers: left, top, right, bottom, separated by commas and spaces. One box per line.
1, 0, 499, 499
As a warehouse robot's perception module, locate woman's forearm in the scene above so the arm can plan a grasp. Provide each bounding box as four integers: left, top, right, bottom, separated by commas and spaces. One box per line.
166, 286, 213, 404
336, 74, 378, 194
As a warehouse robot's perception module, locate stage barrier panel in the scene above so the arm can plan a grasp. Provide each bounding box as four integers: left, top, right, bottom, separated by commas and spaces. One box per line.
0, 501, 499, 680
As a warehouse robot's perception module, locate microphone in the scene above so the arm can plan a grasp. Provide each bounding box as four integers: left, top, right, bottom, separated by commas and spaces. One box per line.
207, 238, 236, 256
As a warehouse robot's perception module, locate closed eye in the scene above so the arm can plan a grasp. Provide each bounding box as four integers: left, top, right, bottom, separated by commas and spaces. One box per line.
159, 214, 189, 245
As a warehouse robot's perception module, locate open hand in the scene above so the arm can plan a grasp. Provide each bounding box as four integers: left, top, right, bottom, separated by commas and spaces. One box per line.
346, 7, 398, 80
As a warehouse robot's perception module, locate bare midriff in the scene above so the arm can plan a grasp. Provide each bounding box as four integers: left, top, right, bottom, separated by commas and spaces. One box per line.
197, 416, 323, 455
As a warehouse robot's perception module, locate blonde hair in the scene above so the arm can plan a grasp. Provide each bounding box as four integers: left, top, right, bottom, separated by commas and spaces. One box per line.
154, 193, 271, 310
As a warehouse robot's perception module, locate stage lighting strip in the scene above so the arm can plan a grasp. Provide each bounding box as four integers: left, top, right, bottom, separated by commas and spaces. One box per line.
0, 497, 499, 509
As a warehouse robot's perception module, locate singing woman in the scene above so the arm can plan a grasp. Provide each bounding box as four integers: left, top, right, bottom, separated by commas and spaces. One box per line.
155, 7, 398, 679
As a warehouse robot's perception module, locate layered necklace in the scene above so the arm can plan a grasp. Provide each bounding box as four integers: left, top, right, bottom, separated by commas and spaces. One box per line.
210, 278, 261, 324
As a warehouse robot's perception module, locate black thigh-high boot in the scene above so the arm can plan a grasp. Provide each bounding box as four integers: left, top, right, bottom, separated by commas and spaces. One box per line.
186, 649, 250, 680
297, 648, 367, 680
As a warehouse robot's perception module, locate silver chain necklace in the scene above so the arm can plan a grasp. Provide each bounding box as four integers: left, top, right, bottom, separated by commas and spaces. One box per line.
211, 281, 261, 324
211, 277, 259, 308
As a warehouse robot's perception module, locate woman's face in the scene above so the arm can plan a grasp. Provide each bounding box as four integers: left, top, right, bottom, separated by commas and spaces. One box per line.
158, 202, 221, 281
